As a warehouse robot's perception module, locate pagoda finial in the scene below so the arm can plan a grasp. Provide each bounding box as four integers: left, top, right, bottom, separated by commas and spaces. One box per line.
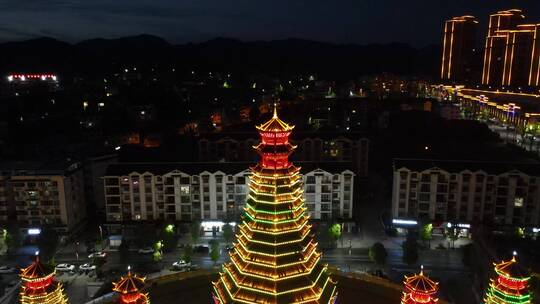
273, 102, 278, 118
420, 265, 424, 275
127, 265, 131, 275
35, 251, 39, 262
512, 250, 517, 261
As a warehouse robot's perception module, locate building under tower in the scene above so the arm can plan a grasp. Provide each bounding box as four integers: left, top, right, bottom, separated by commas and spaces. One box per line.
212, 105, 338, 303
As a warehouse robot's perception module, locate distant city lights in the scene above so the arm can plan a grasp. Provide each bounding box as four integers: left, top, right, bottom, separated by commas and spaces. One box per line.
7, 74, 57, 82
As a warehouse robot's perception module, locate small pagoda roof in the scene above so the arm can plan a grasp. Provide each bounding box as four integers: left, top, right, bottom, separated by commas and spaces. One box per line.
494, 255, 529, 280
256, 105, 294, 132
113, 269, 147, 294
404, 268, 438, 294
21, 256, 51, 280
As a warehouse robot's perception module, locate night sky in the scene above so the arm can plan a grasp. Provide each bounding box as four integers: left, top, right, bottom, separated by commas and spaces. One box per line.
1, 0, 539, 46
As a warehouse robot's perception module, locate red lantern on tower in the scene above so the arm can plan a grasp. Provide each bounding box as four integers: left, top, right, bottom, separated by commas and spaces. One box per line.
19, 252, 68, 304
112, 266, 150, 304
401, 266, 439, 304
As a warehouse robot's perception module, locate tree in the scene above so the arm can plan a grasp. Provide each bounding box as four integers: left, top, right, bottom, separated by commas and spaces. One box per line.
209, 239, 220, 266
93, 256, 106, 278
5, 227, 22, 254
462, 244, 474, 267
529, 273, 540, 303
328, 223, 342, 247
37, 228, 59, 263
119, 239, 130, 261
134, 226, 155, 249
0, 229, 8, 255
420, 223, 433, 248
369, 242, 388, 266
160, 225, 178, 253
182, 244, 193, 264
447, 227, 459, 249
190, 221, 201, 245
153, 241, 163, 263
402, 236, 419, 266
222, 224, 234, 245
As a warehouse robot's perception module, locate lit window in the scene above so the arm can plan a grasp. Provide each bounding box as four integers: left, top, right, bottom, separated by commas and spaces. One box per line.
180, 186, 190, 195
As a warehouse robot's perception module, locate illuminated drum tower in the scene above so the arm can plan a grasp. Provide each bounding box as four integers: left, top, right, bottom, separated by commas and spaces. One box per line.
213, 105, 338, 304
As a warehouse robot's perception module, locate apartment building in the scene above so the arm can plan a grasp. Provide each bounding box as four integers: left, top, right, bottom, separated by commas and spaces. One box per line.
392, 159, 540, 226
0, 161, 86, 235
198, 133, 369, 177
103, 162, 354, 225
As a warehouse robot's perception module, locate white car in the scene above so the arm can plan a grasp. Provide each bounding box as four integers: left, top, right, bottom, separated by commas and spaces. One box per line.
78, 263, 96, 271
0, 266, 16, 274
55, 264, 75, 272
172, 260, 191, 270
88, 251, 107, 259
138, 247, 154, 254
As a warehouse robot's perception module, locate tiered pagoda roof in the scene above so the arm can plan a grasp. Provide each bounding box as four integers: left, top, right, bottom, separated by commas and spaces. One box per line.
256, 106, 295, 132
485, 253, 531, 304
401, 266, 439, 304
20, 254, 68, 304
112, 268, 150, 304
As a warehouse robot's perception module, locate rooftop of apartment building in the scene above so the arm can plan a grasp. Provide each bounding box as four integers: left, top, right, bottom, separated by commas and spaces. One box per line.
393, 158, 540, 176
0, 159, 83, 176
105, 161, 355, 176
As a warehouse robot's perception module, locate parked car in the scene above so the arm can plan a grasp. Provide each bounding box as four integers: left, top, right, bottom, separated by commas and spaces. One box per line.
137, 247, 154, 254
194, 245, 209, 254
88, 251, 107, 259
55, 264, 75, 272
78, 263, 96, 271
172, 260, 191, 270
0, 266, 16, 274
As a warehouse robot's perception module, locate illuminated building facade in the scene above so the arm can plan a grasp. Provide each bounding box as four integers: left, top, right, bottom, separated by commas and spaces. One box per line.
432, 86, 540, 134
480, 9, 540, 88
19, 255, 68, 304
212, 107, 337, 303
112, 268, 150, 304
401, 267, 439, 304
392, 159, 540, 226
500, 24, 540, 87
441, 16, 478, 82
482, 9, 525, 86
484, 254, 531, 304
